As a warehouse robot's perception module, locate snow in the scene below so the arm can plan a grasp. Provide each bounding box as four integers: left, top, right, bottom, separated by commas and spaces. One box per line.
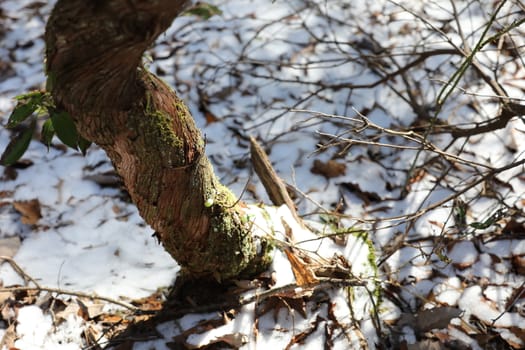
1, 0, 525, 349
434, 276, 462, 305
15, 305, 83, 350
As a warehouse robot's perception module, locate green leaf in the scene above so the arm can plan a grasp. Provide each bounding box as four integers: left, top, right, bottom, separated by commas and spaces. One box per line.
77, 136, 92, 156
7, 91, 50, 128
41, 118, 55, 148
7, 102, 38, 128
182, 2, 222, 19
469, 221, 493, 230
1, 120, 36, 166
14, 90, 44, 101
469, 209, 505, 230
50, 111, 79, 149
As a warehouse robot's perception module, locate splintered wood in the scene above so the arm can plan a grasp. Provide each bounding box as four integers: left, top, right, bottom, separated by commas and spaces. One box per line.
249, 136, 303, 227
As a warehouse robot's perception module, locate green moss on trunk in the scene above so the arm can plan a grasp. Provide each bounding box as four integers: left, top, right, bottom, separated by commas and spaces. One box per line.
44, 0, 273, 282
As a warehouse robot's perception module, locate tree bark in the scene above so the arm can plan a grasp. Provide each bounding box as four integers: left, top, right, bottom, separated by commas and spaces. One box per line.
44, 0, 271, 281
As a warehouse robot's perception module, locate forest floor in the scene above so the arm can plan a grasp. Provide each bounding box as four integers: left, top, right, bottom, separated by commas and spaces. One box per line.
1, 0, 525, 349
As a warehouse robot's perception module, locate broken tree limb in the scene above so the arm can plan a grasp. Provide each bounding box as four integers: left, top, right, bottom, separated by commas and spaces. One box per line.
249, 136, 304, 228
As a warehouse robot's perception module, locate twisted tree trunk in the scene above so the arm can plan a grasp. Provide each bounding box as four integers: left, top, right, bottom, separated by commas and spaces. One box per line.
44, 0, 270, 281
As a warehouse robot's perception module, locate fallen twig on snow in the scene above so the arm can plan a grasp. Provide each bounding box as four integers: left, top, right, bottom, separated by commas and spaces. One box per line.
0, 256, 139, 312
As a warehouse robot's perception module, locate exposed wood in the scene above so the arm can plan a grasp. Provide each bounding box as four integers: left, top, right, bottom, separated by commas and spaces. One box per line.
249, 136, 303, 228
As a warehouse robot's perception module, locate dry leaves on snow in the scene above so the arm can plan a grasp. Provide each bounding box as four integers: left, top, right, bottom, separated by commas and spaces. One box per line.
310, 159, 346, 178
12, 199, 41, 225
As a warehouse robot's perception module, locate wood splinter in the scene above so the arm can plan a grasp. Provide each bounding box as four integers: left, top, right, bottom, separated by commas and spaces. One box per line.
249, 136, 304, 229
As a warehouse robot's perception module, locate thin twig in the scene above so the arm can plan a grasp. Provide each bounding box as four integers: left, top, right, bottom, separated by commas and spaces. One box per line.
0, 256, 139, 312
0, 285, 139, 312
0, 256, 41, 288
296, 109, 494, 170
492, 280, 525, 324
160, 277, 367, 318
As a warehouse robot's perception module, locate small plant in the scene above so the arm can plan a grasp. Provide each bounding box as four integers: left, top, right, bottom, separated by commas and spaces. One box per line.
1, 90, 90, 166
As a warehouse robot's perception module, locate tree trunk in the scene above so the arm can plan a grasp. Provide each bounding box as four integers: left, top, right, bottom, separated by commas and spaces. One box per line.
44, 0, 271, 281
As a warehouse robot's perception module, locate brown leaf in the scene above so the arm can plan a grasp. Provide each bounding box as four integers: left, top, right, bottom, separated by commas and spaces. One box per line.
132, 291, 164, 312
257, 295, 307, 320
403, 168, 427, 194
473, 332, 516, 349
0, 323, 16, 350
311, 159, 346, 178
512, 255, 525, 275
0, 290, 13, 306
170, 317, 227, 349
55, 301, 80, 323
77, 299, 105, 320
105, 314, 127, 325
399, 307, 462, 334
428, 220, 445, 229
406, 339, 447, 350
503, 219, 525, 235
13, 199, 41, 225
284, 249, 317, 286
0, 191, 14, 199
341, 182, 381, 205
84, 325, 105, 350
83, 171, 121, 187
508, 326, 525, 348
14, 288, 39, 305
211, 333, 249, 348
204, 110, 220, 124
285, 315, 323, 350
1, 298, 16, 322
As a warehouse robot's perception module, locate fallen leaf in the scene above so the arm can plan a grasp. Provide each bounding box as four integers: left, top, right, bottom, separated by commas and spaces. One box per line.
406, 339, 447, 350
132, 291, 164, 312
310, 159, 346, 178
411, 307, 462, 334
0, 191, 14, 199
403, 168, 427, 194
84, 325, 105, 350
204, 110, 219, 124
13, 199, 41, 225
512, 255, 525, 275
341, 182, 381, 205
398, 307, 462, 337
83, 171, 121, 187
99, 314, 125, 325
0, 323, 16, 349
284, 249, 317, 286
508, 326, 525, 348
55, 302, 81, 323
285, 315, 323, 350
257, 295, 307, 320
207, 333, 248, 349
171, 317, 227, 349
0, 298, 16, 322
13, 288, 39, 305
503, 219, 525, 235
408, 168, 427, 184
474, 332, 516, 349
428, 220, 445, 229
77, 299, 105, 320
0, 290, 13, 306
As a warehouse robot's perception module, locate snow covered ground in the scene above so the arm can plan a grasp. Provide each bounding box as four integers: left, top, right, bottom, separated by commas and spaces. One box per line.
1, 0, 525, 349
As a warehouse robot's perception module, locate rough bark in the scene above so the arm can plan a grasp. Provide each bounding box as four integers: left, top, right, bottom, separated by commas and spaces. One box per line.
44, 0, 270, 280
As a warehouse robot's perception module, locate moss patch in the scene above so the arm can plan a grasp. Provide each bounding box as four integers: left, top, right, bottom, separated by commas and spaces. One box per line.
147, 110, 183, 149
